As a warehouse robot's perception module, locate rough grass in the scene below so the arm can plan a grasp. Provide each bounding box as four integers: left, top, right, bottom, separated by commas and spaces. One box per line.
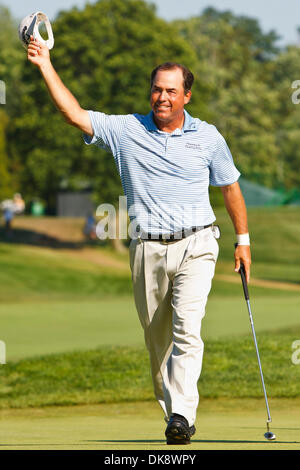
0, 242, 132, 302
0, 208, 299, 410
0, 207, 299, 304
0, 326, 299, 409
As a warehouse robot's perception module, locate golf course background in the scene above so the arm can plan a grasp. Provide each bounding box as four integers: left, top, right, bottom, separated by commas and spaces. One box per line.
0, 206, 299, 410
1, 0, 300, 450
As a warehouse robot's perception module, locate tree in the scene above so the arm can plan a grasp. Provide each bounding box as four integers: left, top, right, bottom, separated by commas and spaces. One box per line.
11, 0, 197, 213
173, 8, 286, 191
0, 6, 25, 116
5, 1, 300, 231
0, 6, 26, 201
0, 110, 13, 201
269, 46, 300, 189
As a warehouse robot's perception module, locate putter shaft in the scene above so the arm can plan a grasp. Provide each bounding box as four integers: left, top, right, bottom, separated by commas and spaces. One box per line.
245, 298, 272, 426
235, 254, 273, 431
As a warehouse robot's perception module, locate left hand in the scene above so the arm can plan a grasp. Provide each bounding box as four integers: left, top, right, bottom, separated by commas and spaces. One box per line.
234, 245, 251, 283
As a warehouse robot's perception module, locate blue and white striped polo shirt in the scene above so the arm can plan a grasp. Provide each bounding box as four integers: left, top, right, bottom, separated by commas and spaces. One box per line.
83, 109, 240, 235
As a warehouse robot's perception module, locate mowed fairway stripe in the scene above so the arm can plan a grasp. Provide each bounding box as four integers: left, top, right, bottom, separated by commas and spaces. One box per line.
1, 293, 300, 360
0, 298, 143, 361
203, 295, 300, 339
215, 274, 300, 292
0, 399, 300, 450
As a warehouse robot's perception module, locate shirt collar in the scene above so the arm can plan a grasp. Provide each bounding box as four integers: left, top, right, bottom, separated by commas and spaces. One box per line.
143, 110, 198, 134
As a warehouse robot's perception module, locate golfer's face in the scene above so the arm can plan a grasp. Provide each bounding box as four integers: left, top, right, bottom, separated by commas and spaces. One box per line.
150, 68, 191, 124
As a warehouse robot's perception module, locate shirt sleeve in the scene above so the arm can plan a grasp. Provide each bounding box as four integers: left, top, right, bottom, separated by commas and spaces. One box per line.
209, 130, 241, 186
83, 110, 129, 156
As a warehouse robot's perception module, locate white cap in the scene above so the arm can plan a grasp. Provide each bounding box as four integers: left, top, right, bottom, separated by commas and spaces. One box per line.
19, 11, 54, 50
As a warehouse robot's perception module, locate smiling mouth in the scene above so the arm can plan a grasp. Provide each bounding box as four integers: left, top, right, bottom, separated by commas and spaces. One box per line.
155, 105, 170, 110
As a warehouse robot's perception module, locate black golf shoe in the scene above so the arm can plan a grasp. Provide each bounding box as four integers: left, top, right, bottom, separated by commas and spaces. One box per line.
165, 413, 196, 445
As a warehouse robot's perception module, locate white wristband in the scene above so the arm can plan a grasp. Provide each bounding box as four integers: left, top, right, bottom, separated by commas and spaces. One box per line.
236, 233, 250, 246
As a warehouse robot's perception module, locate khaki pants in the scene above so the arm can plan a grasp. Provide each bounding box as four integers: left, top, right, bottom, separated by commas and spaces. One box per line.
129, 227, 219, 426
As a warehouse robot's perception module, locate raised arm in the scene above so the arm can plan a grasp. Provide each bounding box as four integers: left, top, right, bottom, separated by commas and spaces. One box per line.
221, 181, 251, 282
27, 36, 93, 136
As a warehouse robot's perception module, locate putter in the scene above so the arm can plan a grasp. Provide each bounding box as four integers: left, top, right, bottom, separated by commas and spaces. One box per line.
236, 252, 276, 441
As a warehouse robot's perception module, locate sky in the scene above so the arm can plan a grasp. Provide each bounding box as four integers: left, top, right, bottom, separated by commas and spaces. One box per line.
1, 0, 300, 47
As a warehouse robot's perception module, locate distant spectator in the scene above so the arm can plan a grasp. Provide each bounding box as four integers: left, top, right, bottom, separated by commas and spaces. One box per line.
83, 213, 96, 240
1, 193, 25, 235
13, 193, 25, 214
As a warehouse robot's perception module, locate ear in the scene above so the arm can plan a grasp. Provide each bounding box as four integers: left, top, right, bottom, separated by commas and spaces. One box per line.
184, 90, 192, 105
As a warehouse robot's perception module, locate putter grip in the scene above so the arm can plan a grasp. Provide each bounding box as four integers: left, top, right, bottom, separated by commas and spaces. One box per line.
234, 243, 249, 300
239, 263, 249, 300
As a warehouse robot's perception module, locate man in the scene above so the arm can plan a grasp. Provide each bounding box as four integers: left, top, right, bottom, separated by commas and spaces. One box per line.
1, 193, 25, 236
28, 38, 251, 445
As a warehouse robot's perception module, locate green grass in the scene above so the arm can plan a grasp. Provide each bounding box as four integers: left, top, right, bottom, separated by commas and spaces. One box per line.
0, 243, 132, 302
1, 399, 300, 450
0, 326, 299, 409
0, 297, 143, 360
1, 286, 300, 360
0, 206, 299, 306
215, 206, 300, 272
0, 207, 299, 411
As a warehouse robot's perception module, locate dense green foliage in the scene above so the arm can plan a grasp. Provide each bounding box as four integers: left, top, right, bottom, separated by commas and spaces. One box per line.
3, 0, 196, 210
1, 1, 300, 211
174, 8, 300, 190
0, 6, 24, 200
0, 109, 12, 200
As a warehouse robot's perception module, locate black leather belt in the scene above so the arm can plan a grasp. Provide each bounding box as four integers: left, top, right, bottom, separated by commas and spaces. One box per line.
142, 224, 213, 243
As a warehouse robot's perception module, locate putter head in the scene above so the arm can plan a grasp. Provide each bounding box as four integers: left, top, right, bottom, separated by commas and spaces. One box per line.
264, 431, 276, 440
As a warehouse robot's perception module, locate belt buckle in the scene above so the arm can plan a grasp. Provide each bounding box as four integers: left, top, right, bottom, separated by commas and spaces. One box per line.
162, 232, 177, 244
161, 234, 169, 244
